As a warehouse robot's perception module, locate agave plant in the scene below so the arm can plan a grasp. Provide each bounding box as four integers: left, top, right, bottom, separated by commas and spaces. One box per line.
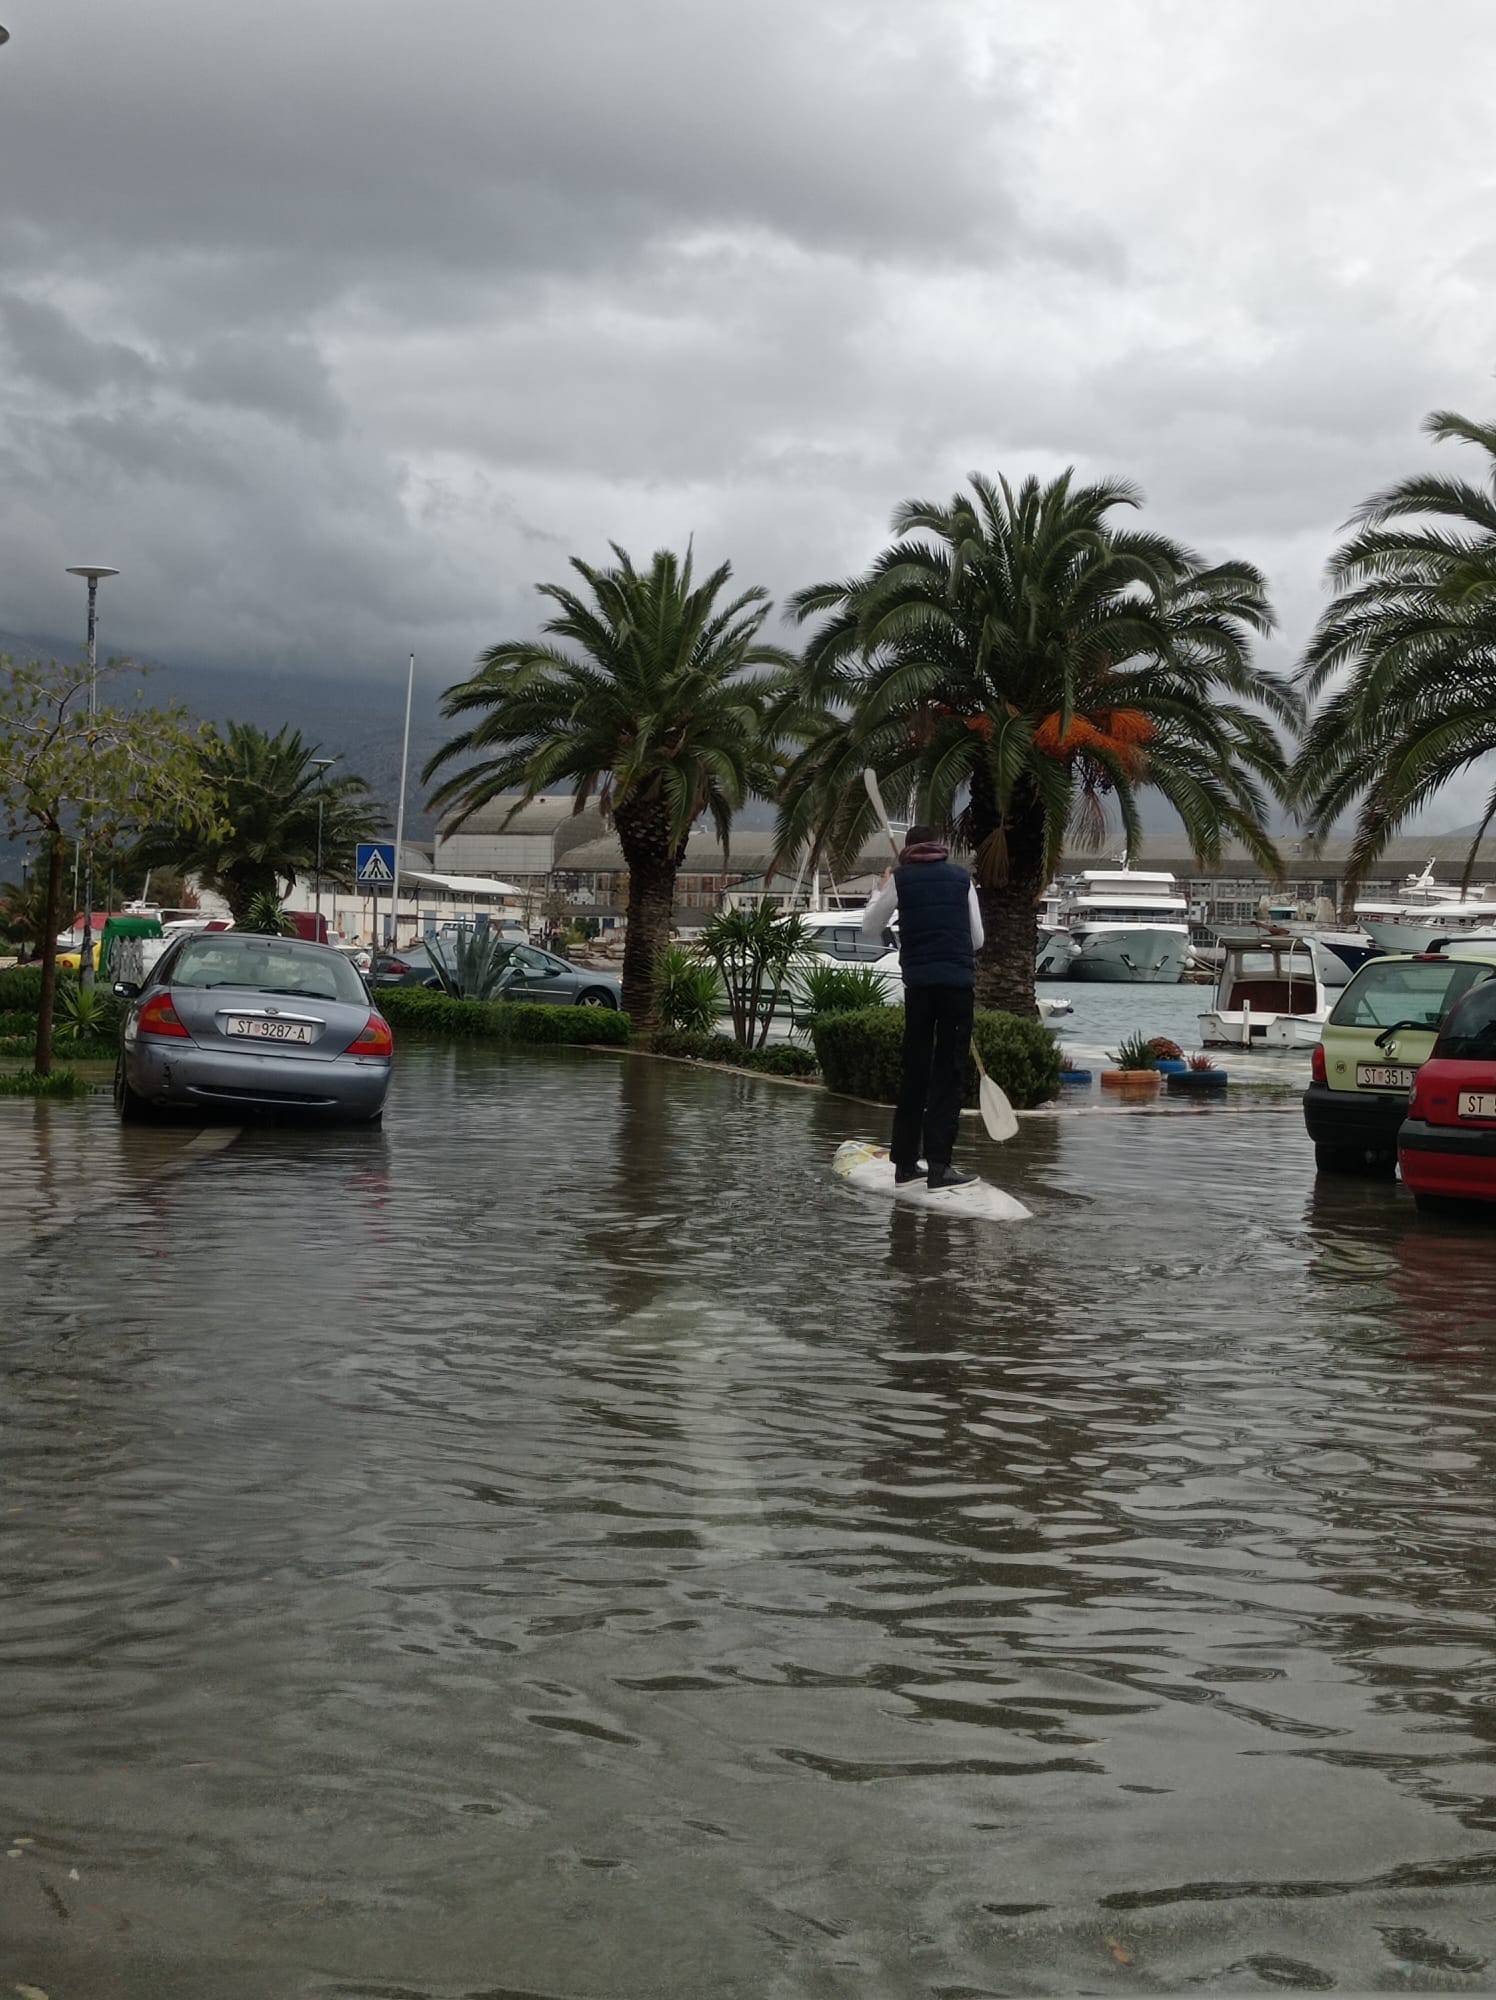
1108, 1031, 1160, 1071
653, 945, 722, 1034
58, 981, 119, 1041
795, 961, 893, 1020
427, 927, 514, 1002
698, 901, 809, 1050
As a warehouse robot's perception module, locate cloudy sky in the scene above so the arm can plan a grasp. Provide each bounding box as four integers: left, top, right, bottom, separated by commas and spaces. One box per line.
3, 0, 1496, 751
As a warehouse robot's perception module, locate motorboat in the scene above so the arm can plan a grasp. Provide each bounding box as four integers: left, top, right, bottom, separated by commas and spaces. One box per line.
1060, 867, 1190, 983
1354, 862, 1492, 954
1199, 932, 1330, 1049
1038, 994, 1073, 1019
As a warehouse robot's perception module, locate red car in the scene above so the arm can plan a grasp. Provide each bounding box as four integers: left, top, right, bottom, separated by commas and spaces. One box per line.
1399, 979, 1496, 1211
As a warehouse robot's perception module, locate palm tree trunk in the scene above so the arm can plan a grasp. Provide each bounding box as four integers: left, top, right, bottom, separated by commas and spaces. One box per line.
33, 832, 66, 1077
615, 797, 685, 1031
970, 780, 1045, 1019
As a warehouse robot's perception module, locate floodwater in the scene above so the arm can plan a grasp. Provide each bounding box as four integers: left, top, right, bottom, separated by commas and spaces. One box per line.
4, 1048, 1496, 1998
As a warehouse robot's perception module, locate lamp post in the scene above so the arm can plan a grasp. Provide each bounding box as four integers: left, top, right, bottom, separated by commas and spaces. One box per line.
64, 564, 119, 988
312, 758, 335, 941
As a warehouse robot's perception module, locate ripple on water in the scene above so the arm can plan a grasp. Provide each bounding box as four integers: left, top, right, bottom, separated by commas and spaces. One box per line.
2, 1045, 1496, 1996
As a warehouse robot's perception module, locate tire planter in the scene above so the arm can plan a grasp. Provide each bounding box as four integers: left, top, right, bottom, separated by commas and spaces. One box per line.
1155, 1059, 1188, 1076
1166, 1069, 1228, 1094
1059, 1068, 1093, 1086
1100, 1068, 1163, 1089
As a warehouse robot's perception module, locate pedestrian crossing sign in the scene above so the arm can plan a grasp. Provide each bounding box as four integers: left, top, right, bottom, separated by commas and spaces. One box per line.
356, 842, 396, 886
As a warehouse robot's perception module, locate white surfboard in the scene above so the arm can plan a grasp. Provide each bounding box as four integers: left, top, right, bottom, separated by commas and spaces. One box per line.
832, 1140, 1031, 1222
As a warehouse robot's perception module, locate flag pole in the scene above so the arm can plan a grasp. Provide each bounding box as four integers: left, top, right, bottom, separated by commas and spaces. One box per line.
390, 651, 415, 948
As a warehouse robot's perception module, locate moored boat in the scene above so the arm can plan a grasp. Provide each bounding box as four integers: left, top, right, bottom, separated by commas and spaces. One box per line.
1199, 932, 1330, 1049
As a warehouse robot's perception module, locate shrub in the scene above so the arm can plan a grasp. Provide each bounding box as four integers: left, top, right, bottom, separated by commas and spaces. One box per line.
742, 1043, 819, 1078
428, 927, 514, 1001
812, 1005, 1061, 1109
0, 966, 59, 1013
654, 946, 722, 1034
241, 891, 294, 937
377, 986, 630, 1046
795, 961, 892, 1020
1109, 1032, 1159, 1071
647, 1028, 820, 1080
59, 982, 120, 1040
0, 1067, 88, 1098
1146, 1035, 1184, 1062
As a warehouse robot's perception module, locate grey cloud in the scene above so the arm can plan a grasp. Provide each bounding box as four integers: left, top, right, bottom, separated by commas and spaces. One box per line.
0, 292, 155, 398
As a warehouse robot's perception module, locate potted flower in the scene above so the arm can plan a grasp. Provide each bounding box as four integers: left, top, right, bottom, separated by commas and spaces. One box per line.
1166, 1052, 1229, 1093
1147, 1036, 1188, 1076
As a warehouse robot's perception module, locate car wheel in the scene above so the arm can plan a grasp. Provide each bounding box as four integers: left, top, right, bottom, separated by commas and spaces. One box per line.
576, 989, 617, 1008
114, 1057, 154, 1124
1313, 1142, 1363, 1174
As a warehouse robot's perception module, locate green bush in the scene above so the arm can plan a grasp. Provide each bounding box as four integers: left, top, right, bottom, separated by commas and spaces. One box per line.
654, 946, 723, 1034
812, 1005, 1061, 1109
647, 1027, 819, 1080
0, 966, 66, 1013
0, 1067, 88, 1098
377, 986, 631, 1046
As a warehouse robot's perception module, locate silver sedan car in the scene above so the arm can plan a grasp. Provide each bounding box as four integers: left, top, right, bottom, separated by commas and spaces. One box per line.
114, 931, 393, 1123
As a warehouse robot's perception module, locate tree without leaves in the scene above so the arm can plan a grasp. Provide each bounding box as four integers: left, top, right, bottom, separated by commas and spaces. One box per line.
134, 721, 384, 924
776, 471, 1295, 1015
425, 544, 794, 1029
0, 656, 219, 1073
1294, 410, 1496, 892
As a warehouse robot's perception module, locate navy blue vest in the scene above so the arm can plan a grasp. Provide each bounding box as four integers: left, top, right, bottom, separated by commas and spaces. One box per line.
895, 859, 975, 988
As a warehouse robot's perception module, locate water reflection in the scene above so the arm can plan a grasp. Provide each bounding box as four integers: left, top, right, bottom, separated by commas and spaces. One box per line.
4, 1052, 1496, 1995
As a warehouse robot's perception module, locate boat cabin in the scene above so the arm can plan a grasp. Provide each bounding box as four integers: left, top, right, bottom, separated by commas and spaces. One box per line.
1200, 933, 1329, 1049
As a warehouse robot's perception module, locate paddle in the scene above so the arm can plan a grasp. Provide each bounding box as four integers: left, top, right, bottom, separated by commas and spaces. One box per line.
861, 770, 1019, 1145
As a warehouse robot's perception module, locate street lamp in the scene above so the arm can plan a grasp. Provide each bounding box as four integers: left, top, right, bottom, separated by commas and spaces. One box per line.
64, 564, 120, 988
312, 758, 336, 941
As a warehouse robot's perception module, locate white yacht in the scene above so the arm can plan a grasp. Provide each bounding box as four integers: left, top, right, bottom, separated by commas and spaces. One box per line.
1036, 881, 1076, 978
1354, 862, 1492, 954
1061, 867, 1190, 984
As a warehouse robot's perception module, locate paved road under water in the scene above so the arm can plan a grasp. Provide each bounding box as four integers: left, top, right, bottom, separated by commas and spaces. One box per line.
4, 1048, 1496, 1997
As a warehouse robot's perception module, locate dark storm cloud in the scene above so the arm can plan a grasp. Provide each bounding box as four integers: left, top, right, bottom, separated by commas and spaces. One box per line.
2, 0, 1496, 838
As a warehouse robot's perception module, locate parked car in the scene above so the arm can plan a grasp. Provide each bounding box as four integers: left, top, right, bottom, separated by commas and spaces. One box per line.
494, 944, 621, 1008
113, 930, 393, 1123
372, 941, 443, 989
1399, 979, 1496, 1211
1303, 949, 1496, 1173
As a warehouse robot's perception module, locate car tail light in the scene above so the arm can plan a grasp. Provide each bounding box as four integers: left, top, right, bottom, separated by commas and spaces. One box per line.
1408, 1075, 1425, 1116
348, 1013, 393, 1058
137, 991, 189, 1039
1311, 1042, 1326, 1084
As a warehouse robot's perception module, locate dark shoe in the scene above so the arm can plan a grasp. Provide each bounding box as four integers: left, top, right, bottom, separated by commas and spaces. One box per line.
928, 1165, 977, 1190
893, 1161, 928, 1184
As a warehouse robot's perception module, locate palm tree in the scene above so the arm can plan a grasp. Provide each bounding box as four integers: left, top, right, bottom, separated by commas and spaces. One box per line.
426, 544, 792, 1028
0, 870, 50, 960
135, 722, 383, 922
776, 472, 1294, 1015
1295, 410, 1496, 888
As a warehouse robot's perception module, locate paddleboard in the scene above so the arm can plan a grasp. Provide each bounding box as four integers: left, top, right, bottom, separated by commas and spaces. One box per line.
832, 1140, 1031, 1221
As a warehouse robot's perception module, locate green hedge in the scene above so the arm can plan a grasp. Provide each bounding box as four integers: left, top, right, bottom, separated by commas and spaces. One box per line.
648, 1028, 819, 1079
811, 1004, 1061, 1109
0, 1032, 115, 1060
0, 1067, 87, 1098
378, 986, 631, 1047
0, 966, 65, 1013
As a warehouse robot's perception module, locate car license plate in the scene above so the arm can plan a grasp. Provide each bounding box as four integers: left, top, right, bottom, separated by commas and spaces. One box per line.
1459, 1092, 1496, 1119
226, 1016, 314, 1044
1356, 1064, 1416, 1089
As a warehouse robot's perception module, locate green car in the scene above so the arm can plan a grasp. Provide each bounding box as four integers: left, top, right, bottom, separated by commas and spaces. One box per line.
1304, 949, 1496, 1173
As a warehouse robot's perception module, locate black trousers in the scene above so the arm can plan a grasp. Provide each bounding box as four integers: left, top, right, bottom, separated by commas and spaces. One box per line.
890, 983, 974, 1171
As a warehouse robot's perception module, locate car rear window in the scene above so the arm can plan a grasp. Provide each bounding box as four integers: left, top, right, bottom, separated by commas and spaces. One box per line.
1329, 957, 1492, 1030
169, 935, 369, 1004
1432, 979, 1496, 1059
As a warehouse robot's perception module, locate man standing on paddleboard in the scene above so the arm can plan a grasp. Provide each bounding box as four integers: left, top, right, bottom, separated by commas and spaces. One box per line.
861, 825, 984, 1189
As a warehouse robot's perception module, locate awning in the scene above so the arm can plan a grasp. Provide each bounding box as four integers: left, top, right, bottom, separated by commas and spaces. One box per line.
406, 870, 524, 898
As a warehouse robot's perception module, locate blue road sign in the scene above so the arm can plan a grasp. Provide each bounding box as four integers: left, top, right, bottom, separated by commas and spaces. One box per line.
356, 842, 396, 886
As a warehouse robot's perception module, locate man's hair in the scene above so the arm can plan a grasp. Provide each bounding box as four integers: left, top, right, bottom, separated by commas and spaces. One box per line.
905, 822, 942, 846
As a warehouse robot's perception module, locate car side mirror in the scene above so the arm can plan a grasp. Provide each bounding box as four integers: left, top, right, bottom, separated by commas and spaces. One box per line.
113, 980, 140, 999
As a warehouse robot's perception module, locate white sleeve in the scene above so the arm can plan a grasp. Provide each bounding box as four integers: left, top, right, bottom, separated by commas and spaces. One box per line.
968, 884, 985, 950
862, 878, 897, 941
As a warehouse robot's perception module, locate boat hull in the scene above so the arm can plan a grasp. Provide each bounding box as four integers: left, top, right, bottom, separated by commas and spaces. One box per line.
1036, 929, 1076, 978
1069, 927, 1188, 984
1359, 914, 1488, 955
1199, 1009, 1326, 1050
